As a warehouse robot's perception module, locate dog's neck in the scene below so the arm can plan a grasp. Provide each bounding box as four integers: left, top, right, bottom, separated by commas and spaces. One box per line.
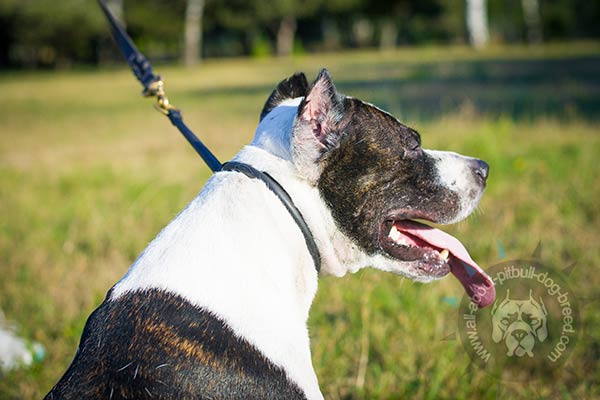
247, 100, 374, 278
234, 144, 370, 278
251, 98, 300, 161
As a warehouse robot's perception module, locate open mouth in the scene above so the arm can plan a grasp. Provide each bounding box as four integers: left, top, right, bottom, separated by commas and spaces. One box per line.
380, 219, 495, 308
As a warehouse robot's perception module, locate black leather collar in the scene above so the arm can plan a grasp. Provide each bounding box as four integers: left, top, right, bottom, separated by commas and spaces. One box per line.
222, 162, 321, 272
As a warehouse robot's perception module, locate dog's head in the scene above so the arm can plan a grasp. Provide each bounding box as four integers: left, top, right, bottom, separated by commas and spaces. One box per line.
491, 289, 548, 357
253, 70, 495, 307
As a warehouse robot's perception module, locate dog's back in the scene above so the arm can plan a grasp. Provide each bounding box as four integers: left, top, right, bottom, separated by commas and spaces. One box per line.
46, 289, 305, 399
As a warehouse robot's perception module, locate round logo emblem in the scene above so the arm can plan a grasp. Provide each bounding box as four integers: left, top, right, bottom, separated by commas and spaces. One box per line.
458, 259, 579, 381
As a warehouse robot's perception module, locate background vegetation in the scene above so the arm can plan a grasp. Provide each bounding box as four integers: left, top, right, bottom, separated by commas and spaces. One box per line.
0, 0, 599, 68
0, 41, 599, 398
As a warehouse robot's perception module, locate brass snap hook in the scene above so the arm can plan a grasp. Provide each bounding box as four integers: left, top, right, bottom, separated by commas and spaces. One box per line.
143, 79, 176, 115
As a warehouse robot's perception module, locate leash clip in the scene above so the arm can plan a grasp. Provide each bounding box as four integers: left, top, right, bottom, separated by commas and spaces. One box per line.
143, 78, 176, 115
98, 0, 223, 171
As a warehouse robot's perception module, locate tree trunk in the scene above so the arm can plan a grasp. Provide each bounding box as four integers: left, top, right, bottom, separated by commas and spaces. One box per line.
521, 0, 542, 44
379, 18, 397, 50
276, 16, 296, 57
184, 0, 204, 66
352, 18, 374, 48
466, 0, 489, 49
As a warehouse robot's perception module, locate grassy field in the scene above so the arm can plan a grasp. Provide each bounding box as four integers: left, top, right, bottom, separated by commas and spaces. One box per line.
1, 42, 599, 399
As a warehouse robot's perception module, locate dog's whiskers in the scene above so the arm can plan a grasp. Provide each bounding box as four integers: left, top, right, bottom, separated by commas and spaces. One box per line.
117, 361, 133, 372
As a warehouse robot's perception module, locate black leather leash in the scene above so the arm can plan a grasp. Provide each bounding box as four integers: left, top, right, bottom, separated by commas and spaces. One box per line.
97, 0, 321, 272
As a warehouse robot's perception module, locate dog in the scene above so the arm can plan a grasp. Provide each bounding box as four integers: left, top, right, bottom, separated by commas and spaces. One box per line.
491, 289, 548, 357
46, 69, 494, 399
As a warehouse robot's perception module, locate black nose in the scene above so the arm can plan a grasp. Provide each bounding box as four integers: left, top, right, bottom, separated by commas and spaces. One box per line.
472, 159, 489, 182
511, 329, 528, 341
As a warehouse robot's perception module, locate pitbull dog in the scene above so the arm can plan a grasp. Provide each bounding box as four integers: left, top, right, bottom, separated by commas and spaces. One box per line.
46, 70, 494, 399
491, 289, 548, 357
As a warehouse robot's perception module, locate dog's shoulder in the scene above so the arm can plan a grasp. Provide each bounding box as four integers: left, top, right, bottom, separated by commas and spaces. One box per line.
260, 72, 309, 121
46, 289, 306, 400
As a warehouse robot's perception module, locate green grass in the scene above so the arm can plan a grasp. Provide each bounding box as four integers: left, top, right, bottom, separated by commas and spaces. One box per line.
1, 42, 599, 399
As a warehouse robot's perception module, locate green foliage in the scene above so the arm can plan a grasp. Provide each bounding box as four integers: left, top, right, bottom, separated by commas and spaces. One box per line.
250, 35, 272, 58
125, 0, 187, 57
541, 0, 600, 39
0, 0, 105, 67
0, 0, 599, 67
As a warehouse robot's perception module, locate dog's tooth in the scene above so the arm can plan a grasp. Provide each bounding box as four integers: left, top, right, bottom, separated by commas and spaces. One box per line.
439, 249, 449, 261
389, 225, 402, 242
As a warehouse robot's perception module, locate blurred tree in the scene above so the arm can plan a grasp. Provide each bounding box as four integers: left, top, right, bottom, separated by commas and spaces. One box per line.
521, 0, 542, 43
184, 0, 205, 65
541, 0, 600, 40
0, 0, 599, 68
205, 0, 261, 56
252, 0, 322, 56
125, 0, 186, 59
466, 0, 490, 48
0, 1, 17, 67
488, 0, 525, 42
0, 0, 105, 68
439, 0, 467, 44
207, 0, 316, 57
312, 0, 363, 50
358, 0, 446, 48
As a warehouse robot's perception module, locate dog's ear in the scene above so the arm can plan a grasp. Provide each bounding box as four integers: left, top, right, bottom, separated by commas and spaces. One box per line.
491, 324, 503, 343
536, 296, 549, 342
260, 72, 309, 121
491, 300, 503, 343
291, 69, 344, 182
490, 289, 510, 343
296, 69, 343, 148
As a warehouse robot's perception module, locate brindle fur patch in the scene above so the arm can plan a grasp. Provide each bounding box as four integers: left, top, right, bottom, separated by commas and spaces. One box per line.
45, 289, 306, 400
317, 98, 460, 256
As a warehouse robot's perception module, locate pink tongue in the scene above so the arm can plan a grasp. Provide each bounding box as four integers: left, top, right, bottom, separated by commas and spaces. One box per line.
394, 220, 496, 308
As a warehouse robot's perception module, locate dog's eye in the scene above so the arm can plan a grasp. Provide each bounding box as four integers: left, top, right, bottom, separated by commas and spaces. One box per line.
501, 312, 518, 326
524, 314, 539, 326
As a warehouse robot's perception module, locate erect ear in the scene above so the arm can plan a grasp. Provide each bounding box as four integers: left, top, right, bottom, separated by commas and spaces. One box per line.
291, 69, 344, 183
295, 69, 342, 148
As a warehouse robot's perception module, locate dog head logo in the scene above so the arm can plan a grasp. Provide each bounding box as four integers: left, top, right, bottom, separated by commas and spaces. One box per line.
491, 289, 548, 357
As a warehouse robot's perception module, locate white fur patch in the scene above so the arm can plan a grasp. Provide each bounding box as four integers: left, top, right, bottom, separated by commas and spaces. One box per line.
252, 98, 302, 160
111, 163, 323, 399
425, 149, 484, 222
